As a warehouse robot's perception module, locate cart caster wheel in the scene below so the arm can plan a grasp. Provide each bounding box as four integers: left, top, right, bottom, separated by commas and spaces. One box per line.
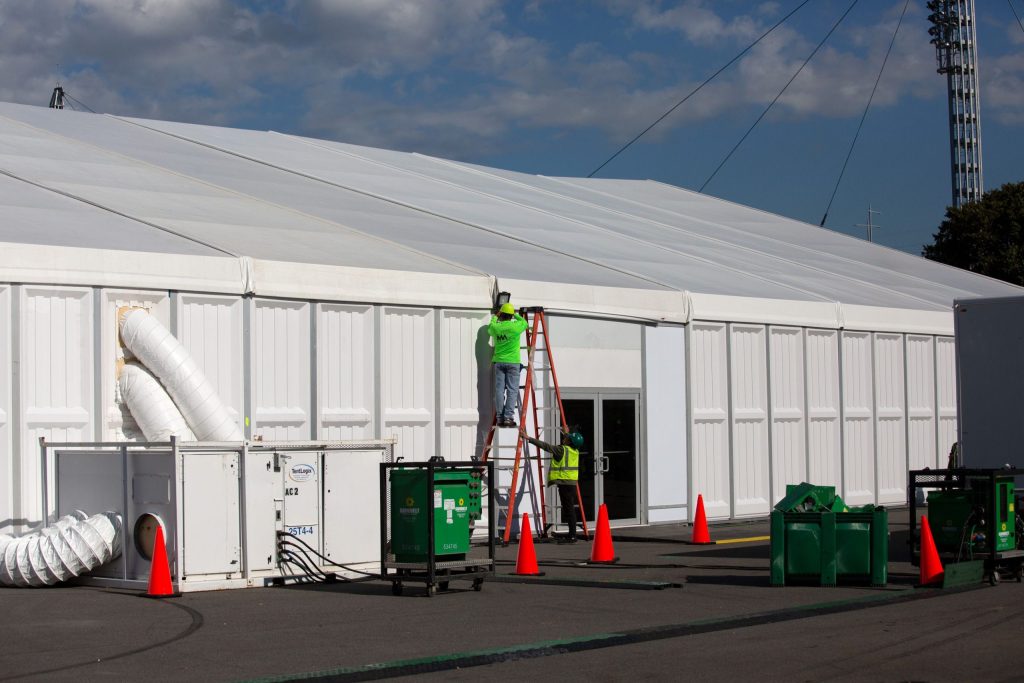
473, 578, 484, 592
391, 582, 403, 596
1016, 568, 1022, 583
426, 584, 437, 597
989, 571, 1000, 586
439, 581, 450, 592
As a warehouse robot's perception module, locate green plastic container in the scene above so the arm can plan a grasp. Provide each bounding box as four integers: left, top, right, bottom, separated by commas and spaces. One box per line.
776, 483, 836, 513
390, 469, 480, 563
770, 507, 888, 586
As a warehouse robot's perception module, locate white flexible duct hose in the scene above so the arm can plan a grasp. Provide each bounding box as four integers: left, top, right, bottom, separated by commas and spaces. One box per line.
119, 309, 242, 441
0, 511, 123, 587
119, 362, 196, 442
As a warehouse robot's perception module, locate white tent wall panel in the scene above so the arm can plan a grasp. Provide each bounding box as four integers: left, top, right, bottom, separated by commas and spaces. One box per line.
874, 333, 907, 505
382, 307, 435, 462
178, 294, 245, 434
805, 329, 842, 490
906, 335, 938, 471
439, 310, 489, 461
317, 304, 375, 441
768, 327, 807, 506
0, 286, 9, 530
20, 285, 94, 525
729, 324, 770, 517
936, 336, 957, 460
100, 290, 170, 440
644, 325, 687, 523
688, 322, 730, 520
252, 299, 311, 441
546, 317, 642, 389
841, 331, 876, 506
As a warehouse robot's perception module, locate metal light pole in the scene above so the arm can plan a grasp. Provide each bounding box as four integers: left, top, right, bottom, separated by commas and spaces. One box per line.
927, 0, 984, 208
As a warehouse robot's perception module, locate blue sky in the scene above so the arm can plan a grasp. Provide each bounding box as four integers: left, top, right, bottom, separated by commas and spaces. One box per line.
1, 0, 1022, 255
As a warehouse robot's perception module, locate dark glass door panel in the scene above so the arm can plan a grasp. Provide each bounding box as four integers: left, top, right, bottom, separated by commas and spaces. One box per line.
602, 399, 637, 521
561, 399, 595, 523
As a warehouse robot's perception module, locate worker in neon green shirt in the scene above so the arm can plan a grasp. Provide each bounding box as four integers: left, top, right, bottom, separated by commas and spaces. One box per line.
488, 303, 528, 427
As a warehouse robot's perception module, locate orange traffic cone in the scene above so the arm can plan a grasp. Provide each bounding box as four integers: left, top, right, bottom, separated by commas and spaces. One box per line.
919, 515, 944, 586
513, 513, 544, 576
690, 494, 713, 544
589, 504, 618, 564
145, 524, 178, 598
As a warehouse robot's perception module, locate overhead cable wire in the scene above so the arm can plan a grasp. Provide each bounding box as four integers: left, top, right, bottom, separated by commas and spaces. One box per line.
64, 92, 96, 113
1009, 0, 1024, 36
819, 0, 910, 227
699, 0, 861, 193
586, 0, 814, 178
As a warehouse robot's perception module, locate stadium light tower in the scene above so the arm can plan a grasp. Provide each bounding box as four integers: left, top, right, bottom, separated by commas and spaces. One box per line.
927, 0, 984, 208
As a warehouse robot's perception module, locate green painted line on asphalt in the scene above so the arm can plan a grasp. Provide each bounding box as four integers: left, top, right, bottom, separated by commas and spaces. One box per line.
489, 574, 680, 590
242, 584, 972, 683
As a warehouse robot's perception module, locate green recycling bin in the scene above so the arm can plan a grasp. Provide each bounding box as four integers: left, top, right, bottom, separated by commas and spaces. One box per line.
770, 483, 888, 587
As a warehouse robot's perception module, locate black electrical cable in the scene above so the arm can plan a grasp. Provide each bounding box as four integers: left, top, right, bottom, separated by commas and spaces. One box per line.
280, 556, 318, 584
279, 542, 336, 583
277, 531, 383, 579
699, 0, 861, 193
586, 0, 814, 178
1009, 0, 1024, 36
277, 539, 335, 582
279, 543, 330, 578
819, 0, 910, 227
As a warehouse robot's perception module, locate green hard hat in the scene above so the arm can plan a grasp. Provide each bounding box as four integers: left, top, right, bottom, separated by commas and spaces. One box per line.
499, 303, 515, 315
566, 432, 584, 449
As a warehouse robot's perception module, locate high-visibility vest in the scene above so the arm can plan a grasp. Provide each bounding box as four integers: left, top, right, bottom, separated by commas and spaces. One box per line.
548, 446, 579, 484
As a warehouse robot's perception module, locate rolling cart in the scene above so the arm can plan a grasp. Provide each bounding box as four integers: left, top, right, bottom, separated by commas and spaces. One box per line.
380, 458, 495, 596
909, 467, 1024, 585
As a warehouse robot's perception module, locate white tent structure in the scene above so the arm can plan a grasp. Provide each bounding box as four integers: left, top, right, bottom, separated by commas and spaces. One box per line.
1, 100, 1020, 532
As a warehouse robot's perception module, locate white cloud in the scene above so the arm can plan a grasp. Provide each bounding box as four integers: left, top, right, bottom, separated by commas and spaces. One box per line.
618, 0, 763, 45
986, 52, 1024, 124
0, 0, 1014, 162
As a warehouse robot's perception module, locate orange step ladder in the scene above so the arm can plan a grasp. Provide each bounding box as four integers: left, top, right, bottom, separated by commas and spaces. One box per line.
479, 307, 589, 544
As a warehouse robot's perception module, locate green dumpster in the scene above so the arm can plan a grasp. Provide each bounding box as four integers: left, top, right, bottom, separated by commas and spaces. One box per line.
770, 482, 888, 587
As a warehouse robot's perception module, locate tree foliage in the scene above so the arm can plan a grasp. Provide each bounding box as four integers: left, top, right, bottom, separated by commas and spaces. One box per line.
923, 181, 1024, 286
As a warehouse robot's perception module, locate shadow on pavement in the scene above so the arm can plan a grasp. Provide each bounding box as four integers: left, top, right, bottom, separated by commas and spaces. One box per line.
684, 574, 771, 588
661, 544, 769, 560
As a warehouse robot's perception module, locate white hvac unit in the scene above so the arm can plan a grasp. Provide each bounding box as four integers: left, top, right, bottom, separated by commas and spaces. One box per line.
45, 438, 394, 592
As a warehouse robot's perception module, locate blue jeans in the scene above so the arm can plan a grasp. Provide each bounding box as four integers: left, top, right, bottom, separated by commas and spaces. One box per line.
493, 363, 521, 423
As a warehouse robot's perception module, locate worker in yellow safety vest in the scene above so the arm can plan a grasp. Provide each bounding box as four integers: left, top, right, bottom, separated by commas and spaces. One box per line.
520, 428, 584, 543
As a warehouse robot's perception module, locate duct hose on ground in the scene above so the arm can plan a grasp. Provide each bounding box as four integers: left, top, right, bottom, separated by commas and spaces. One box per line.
0, 512, 123, 587
119, 308, 242, 441
118, 362, 196, 442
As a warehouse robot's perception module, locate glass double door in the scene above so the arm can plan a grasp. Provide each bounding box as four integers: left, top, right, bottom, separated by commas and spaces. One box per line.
558, 393, 640, 527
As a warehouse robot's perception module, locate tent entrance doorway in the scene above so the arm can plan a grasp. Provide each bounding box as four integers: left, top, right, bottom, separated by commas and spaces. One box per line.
558, 393, 640, 528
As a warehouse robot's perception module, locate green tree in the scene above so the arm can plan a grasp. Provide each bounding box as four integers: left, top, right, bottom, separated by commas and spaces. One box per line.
923, 181, 1024, 286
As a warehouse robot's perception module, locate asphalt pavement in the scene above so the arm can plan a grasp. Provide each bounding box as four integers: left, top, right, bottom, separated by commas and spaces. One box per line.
2, 510, 1022, 682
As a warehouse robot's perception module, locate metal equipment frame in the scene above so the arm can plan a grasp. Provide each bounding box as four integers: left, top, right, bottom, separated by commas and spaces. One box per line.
908, 467, 1024, 584
380, 459, 496, 597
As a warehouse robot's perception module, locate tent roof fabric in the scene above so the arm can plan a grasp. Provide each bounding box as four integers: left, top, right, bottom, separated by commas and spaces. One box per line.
0, 101, 1019, 330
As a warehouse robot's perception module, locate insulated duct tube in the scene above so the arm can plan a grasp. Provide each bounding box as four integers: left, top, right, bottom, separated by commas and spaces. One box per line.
119, 362, 196, 442
119, 309, 242, 441
0, 512, 123, 587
